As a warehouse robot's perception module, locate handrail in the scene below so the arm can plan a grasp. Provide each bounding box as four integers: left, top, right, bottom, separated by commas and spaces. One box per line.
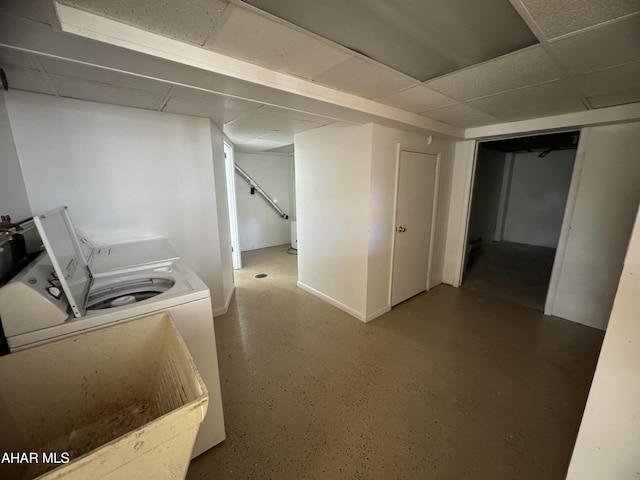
234, 164, 289, 219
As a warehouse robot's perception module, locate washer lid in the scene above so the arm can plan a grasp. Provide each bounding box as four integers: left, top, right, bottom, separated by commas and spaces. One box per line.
34, 206, 91, 318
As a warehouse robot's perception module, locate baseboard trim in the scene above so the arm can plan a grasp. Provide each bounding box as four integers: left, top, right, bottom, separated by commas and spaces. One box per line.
366, 306, 391, 322
296, 281, 367, 322
213, 285, 235, 317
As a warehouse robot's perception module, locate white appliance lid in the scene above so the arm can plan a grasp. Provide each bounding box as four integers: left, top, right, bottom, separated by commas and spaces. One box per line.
88, 238, 180, 277
33, 206, 91, 318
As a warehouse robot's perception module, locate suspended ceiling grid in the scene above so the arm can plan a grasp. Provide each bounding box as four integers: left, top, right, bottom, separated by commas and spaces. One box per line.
0, 0, 639, 151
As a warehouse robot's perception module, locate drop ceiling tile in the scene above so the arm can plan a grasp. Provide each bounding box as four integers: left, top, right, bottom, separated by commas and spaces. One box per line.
256, 104, 336, 126
468, 80, 580, 116
313, 57, 418, 99
162, 97, 246, 124
48, 74, 166, 110
223, 131, 256, 146
60, 0, 230, 45
377, 85, 457, 113
575, 62, 640, 97
257, 131, 295, 143
493, 99, 587, 122
239, 138, 292, 150
227, 111, 323, 134
39, 57, 171, 95
421, 103, 486, 124
425, 46, 563, 101
0, 46, 38, 69
517, 0, 640, 39
205, 5, 350, 80
550, 14, 640, 75
168, 85, 264, 112
265, 144, 295, 155
244, 0, 537, 81
232, 137, 293, 153
0, 65, 51, 94
224, 122, 275, 139
453, 115, 501, 128
588, 88, 640, 109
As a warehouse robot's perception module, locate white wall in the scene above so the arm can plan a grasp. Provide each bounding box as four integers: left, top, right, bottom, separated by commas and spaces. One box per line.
295, 122, 456, 321
0, 92, 31, 222
295, 123, 372, 319
566, 203, 640, 479
4, 90, 232, 314
467, 146, 506, 245
502, 150, 575, 248
551, 123, 640, 329
234, 152, 293, 251
368, 124, 455, 318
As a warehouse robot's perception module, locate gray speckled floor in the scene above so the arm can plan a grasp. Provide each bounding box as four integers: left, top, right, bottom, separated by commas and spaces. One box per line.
462, 241, 556, 311
188, 245, 603, 480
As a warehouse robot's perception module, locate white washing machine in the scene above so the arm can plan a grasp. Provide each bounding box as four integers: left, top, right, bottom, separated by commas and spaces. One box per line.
0, 207, 225, 458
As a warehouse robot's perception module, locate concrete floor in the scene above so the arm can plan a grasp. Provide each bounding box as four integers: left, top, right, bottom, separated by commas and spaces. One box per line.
188, 245, 603, 480
462, 241, 556, 311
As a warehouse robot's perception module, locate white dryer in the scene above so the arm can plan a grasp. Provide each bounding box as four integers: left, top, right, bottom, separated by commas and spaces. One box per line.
0, 207, 225, 458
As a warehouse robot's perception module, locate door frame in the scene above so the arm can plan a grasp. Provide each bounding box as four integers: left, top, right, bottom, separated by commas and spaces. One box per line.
453, 131, 586, 314
223, 138, 242, 270
389, 143, 442, 306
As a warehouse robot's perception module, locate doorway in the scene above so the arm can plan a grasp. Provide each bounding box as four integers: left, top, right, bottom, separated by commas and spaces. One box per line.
228, 145, 297, 277
461, 131, 579, 311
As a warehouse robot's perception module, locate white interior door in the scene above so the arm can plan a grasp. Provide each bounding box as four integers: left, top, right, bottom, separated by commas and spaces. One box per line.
391, 151, 439, 306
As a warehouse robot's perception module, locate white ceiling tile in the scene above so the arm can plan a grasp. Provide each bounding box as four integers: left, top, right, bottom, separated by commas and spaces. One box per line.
39, 56, 171, 95
0, 46, 38, 69
285, 118, 325, 133
421, 103, 486, 124
257, 131, 295, 143
452, 115, 500, 128
238, 138, 291, 150
588, 88, 640, 109
48, 74, 165, 110
517, 0, 640, 39
223, 131, 256, 145
168, 85, 264, 112
313, 57, 418, 99
223, 115, 301, 139
0, 65, 52, 94
227, 111, 322, 134
575, 62, 640, 97
468, 80, 580, 115
425, 46, 563, 101
256, 105, 336, 126
205, 5, 350, 80
243, 0, 537, 81
162, 97, 246, 124
60, 0, 230, 45
493, 99, 587, 122
550, 14, 640, 75
449, 115, 500, 128
377, 85, 456, 113
264, 144, 295, 155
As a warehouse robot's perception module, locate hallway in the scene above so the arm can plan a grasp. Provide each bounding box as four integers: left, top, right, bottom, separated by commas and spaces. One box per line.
188, 245, 603, 479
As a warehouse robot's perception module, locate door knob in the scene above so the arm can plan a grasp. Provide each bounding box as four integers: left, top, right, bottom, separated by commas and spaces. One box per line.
396, 226, 406, 233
